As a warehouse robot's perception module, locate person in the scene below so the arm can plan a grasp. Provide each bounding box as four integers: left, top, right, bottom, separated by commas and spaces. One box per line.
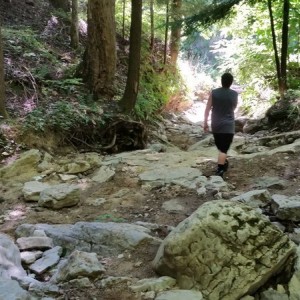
203, 72, 238, 177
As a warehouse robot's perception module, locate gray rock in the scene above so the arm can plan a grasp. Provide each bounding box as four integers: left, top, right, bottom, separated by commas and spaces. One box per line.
206, 175, 228, 192
98, 276, 133, 288
58, 174, 78, 182
253, 176, 288, 190
38, 183, 81, 209
0, 149, 41, 182
0, 279, 31, 300
0, 234, 26, 279
29, 246, 62, 275
61, 277, 94, 288
20, 251, 43, 264
139, 167, 202, 186
155, 290, 203, 300
52, 250, 105, 283
91, 166, 115, 183
240, 145, 269, 154
16, 222, 161, 256
271, 194, 300, 221
28, 280, 60, 296
230, 189, 272, 208
23, 181, 51, 202
288, 246, 300, 300
153, 200, 296, 300
130, 276, 176, 292
260, 288, 289, 300
58, 152, 102, 174
16, 236, 53, 251
171, 176, 207, 190
37, 152, 56, 174
162, 199, 185, 213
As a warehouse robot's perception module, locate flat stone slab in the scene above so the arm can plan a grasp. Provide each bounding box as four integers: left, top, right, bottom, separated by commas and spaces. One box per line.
155, 290, 203, 300
139, 167, 202, 185
271, 194, 300, 221
16, 237, 53, 251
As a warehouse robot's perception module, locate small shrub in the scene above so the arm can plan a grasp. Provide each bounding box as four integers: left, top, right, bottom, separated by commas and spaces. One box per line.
95, 214, 127, 223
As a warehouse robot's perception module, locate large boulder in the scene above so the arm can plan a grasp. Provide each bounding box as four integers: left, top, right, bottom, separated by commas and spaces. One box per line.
0, 149, 41, 183
0, 234, 27, 279
153, 200, 296, 300
38, 183, 81, 209
0, 279, 30, 300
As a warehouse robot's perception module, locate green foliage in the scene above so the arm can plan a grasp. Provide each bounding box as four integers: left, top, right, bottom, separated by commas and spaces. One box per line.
181, 0, 241, 35
43, 78, 84, 95
23, 100, 106, 144
286, 90, 300, 127
3, 27, 58, 63
95, 213, 127, 223
135, 64, 184, 119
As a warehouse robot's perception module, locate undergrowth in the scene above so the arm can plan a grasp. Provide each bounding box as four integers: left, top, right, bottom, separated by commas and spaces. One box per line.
23, 100, 106, 146
134, 43, 185, 120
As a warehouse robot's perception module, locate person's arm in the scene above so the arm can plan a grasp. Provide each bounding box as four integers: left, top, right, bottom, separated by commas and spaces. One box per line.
204, 92, 212, 132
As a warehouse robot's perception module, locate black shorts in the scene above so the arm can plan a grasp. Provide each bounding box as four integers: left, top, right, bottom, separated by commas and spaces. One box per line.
213, 133, 234, 154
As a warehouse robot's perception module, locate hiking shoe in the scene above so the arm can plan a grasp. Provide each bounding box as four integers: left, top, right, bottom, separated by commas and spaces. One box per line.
215, 169, 224, 178
224, 159, 229, 172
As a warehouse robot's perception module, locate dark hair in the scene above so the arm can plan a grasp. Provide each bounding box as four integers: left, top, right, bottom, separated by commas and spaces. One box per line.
221, 73, 234, 88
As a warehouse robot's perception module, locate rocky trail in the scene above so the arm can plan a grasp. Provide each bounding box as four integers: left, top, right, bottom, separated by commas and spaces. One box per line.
1, 103, 300, 299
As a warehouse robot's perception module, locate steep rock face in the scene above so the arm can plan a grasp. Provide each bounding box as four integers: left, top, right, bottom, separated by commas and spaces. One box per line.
153, 200, 296, 300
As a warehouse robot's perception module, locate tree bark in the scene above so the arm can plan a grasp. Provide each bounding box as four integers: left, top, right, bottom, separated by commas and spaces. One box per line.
70, 0, 79, 49
122, 0, 126, 39
119, 0, 143, 112
83, 0, 116, 99
170, 0, 182, 65
280, 0, 289, 94
267, 0, 289, 97
150, 0, 154, 51
163, 0, 170, 65
0, 27, 8, 119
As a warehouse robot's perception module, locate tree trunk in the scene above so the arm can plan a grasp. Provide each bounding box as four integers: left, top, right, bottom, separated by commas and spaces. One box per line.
163, 0, 170, 65
119, 0, 143, 112
122, 0, 126, 39
49, 0, 70, 11
70, 0, 79, 49
150, 0, 154, 51
267, 0, 289, 97
0, 27, 8, 119
170, 0, 182, 65
280, 0, 289, 94
83, 0, 116, 99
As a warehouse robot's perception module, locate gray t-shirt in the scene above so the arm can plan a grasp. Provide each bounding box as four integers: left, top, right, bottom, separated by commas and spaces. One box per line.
211, 87, 238, 134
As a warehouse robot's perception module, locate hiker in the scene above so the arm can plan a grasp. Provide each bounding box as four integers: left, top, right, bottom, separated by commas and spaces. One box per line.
203, 72, 238, 177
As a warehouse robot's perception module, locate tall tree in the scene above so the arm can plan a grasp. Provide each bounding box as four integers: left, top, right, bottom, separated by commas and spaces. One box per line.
150, 0, 154, 50
0, 27, 8, 119
163, 0, 170, 65
170, 0, 182, 65
70, 0, 79, 49
119, 0, 143, 112
279, 0, 289, 94
122, 0, 126, 39
83, 0, 116, 99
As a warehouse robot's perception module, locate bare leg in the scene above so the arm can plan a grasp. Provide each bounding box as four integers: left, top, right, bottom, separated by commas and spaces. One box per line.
218, 152, 227, 165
